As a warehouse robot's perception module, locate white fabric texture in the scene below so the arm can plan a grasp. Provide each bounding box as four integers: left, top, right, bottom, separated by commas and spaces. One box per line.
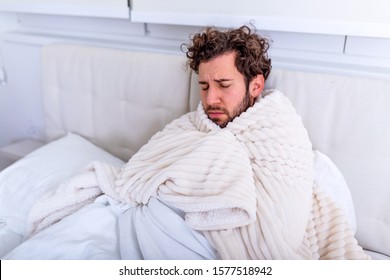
119, 197, 217, 260
5, 195, 123, 260
25, 130, 257, 236
21, 90, 368, 260
0, 129, 356, 259
5, 196, 216, 260
264, 69, 390, 257
0, 133, 124, 257
313, 150, 357, 232
0, 221, 22, 258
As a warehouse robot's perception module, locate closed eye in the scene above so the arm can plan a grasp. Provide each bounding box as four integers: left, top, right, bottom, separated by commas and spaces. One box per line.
198, 80, 232, 91
219, 84, 231, 88
199, 82, 209, 91
216, 79, 233, 89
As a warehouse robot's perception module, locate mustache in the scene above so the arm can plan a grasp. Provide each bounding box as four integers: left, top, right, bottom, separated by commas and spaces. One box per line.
205, 106, 229, 115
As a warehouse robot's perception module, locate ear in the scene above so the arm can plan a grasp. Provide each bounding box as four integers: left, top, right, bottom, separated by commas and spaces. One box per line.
249, 75, 265, 99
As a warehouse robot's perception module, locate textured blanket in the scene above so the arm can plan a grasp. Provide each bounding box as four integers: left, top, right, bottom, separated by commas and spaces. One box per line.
26, 89, 369, 259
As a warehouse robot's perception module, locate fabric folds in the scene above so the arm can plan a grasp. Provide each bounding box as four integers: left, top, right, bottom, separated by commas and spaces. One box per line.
26, 89, 369, 259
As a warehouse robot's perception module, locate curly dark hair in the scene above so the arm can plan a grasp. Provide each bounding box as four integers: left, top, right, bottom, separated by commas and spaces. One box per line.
183, 25, 272, 84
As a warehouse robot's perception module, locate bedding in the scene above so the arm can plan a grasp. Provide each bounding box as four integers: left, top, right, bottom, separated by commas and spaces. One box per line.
2, 91, 361, 259
0, 132, 124, 257
313, 150, 357, 233
4, 196, 217, 260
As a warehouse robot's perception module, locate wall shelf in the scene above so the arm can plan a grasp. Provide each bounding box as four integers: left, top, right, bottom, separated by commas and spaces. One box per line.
130, 0, 390, 39
0, 0, 130, 19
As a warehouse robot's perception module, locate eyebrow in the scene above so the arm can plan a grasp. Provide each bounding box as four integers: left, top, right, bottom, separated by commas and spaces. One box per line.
198, 78, 233, 85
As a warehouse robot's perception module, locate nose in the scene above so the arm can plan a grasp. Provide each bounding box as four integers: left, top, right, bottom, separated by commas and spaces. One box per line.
205, 86, 221, 106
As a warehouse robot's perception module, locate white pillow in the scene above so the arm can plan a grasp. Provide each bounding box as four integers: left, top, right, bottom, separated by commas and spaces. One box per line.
313, 150, 357, 232
0, 132, 124, 237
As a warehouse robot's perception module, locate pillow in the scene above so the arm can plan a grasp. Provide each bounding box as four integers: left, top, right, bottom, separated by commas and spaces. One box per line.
0, 221, 22, 258
0, 132, 125, 237
313, 150, 357, 232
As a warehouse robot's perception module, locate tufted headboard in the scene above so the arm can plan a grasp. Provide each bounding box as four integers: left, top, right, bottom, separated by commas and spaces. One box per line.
41, 44, 198, 161
41, 44, 389, 258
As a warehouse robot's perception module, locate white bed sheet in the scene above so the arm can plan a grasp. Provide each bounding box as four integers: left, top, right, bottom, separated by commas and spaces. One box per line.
4, 196, 217, 260
0, 133, 125, 257
5, 195, 122, 260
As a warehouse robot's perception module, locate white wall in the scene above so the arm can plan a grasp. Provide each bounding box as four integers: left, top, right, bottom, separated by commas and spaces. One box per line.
0, 42, 44, 145
0, 1, 390, 148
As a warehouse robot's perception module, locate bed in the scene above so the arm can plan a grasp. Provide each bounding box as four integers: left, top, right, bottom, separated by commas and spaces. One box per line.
0, 43, 389, 259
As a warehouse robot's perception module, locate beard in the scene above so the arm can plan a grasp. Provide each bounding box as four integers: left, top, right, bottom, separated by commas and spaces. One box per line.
205, 90, 252, 128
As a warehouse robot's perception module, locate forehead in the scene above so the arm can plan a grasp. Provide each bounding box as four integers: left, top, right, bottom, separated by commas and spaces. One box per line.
198, 52, 240, 79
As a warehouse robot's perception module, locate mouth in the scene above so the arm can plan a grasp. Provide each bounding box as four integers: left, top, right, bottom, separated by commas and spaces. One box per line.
207, 111, 226, 119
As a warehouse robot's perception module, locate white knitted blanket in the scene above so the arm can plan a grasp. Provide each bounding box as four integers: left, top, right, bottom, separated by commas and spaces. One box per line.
26, 89, 369, 259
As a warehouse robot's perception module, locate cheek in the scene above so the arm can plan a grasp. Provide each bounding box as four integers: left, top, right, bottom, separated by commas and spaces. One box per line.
224, 89, 245, 107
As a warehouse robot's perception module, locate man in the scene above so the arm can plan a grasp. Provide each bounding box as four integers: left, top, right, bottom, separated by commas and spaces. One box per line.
6, 26, 369, 260
184, 25, 271, 128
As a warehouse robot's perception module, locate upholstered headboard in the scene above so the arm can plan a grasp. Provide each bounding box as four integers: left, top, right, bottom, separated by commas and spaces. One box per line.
41, 44, 389, 258
41, 44, 198, 161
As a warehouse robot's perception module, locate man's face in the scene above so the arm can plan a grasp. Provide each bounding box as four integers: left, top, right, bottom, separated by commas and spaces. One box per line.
198, 52, 263, 128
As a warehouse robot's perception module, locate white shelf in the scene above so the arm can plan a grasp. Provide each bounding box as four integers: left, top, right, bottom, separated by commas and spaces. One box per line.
130, 0, 390, 39
130, 11, 390, 39
0, 0, 130, 19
